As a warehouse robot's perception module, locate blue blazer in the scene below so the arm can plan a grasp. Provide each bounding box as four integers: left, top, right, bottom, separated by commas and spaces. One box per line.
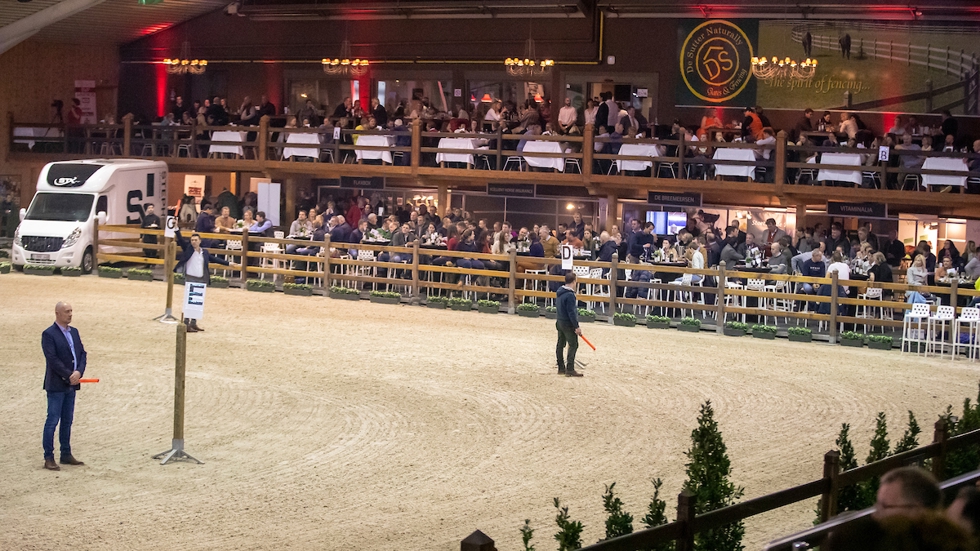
173, 229, 230, 284
42, 323, 87, 392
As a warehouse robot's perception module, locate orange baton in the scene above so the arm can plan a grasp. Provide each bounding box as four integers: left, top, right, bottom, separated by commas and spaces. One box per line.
579, 335, 596, 350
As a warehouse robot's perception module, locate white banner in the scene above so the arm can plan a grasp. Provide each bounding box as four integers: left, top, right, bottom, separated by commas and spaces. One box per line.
183, 282, 207, 320
164, 215, 177, 238
74, 80, 97, 124
560, 244, 574, 270
183, 175, 206, 205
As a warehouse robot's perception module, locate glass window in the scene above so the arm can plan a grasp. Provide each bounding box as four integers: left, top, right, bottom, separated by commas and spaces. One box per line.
26, 193, 95, 222
469, 80, 547, 106
287, 79, 354, 118
376, 79, 452, 115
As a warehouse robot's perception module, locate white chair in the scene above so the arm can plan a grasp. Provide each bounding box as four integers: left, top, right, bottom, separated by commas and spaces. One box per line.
588, 268, 609, 312
746, 278, 769, 325
953, 307, 980, 361
274, 231, 285, 239
765, 279, 793, 325
523, 269, 548, 305
259, 242, 284, 282
927, 305, 956, 357
724, 279, 745, 322
221, 239, 243, 278
354, 249, 376, 290
669, 273, 694, 318
856, 287, 884, 333
503, 156, 525, 171
902, 303, 932, 354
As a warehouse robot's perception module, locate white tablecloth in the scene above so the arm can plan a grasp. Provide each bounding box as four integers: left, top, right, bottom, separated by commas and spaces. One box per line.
522, 140, 565, 172
921, 157, 969, 187
816, 152, 863, 185
616, 143, 663, 172
712, 148, 756, 179
283, 132, 322, 160
13, 127, 60, 150
209, 131, 247, 157
436, 137, 485, 166
355, 135, 394, 164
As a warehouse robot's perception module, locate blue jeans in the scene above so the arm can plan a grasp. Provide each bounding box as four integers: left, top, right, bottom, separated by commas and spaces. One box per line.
43, 390, 76, 460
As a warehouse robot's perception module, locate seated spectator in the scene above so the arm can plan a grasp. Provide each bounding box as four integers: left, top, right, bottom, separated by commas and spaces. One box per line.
906, 254, 929, 286
289, 210, 312, 236
935, 255, 957, 280
329, 215, 351, 243
249, 211, 273, 236
867, 252, 893, 288
562, 230, 583, 249
767, 242, 791, 274
456, 229, 485, 271
214, 206, 236, 233
799, 249, 826, 294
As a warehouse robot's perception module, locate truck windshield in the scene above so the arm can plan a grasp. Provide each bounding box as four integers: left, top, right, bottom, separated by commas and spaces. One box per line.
25, 193, 95, 222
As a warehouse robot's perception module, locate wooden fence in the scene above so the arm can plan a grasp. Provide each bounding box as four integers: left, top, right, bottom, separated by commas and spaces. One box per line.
93, 224, 980, 345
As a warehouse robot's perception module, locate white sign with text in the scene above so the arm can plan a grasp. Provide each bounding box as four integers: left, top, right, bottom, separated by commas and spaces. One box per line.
183, 282, 207, 320
560, 244, 574, 270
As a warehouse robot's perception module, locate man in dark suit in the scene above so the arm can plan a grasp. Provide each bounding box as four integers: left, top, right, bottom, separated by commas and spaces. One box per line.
174, 230, 234, 332
41, 301, 87, 471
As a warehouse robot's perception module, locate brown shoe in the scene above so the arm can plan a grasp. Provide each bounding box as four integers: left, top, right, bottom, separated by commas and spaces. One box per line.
191, 323, 204, 332
565, 370, 584, 377
186, 325, 199, 333
60, 455, 84, 466
44, 459, 61, 471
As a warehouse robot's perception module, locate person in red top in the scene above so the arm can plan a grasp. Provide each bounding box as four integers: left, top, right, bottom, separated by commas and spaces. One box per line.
741, 107, 764, 142
345, 196, 363, 230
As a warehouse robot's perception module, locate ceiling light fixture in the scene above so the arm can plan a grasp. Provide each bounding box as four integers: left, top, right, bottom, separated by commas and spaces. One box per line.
162, 40, 207, 75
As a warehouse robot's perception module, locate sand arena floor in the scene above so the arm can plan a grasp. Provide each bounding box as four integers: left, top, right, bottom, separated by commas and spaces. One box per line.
0, 273, 977, 550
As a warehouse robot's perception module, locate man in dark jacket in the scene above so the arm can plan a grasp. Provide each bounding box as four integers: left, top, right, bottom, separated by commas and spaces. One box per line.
556, 271, 583, 377
41, 301, 87, 471
174, 229, 233, 332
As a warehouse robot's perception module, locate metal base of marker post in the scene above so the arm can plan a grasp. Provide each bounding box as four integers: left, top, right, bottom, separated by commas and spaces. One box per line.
152, 308, 181, 324
153, 323, 202, 465
154, 234, 180, 324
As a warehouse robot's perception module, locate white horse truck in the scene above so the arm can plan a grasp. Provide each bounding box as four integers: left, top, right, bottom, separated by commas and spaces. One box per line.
12, 159, 168, 273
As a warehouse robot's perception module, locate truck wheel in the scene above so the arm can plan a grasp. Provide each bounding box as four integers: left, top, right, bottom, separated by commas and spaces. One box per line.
81, 247, 94, 274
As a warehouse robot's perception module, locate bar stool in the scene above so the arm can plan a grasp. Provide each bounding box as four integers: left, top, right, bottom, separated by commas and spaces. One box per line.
953, 307, 980, 361
927, 305, 956, 357
856, 287, 884, 333
902, 303, 931, 354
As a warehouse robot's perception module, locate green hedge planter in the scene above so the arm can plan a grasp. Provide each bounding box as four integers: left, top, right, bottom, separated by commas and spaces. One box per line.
370, 296, 400, 305
840, 338, 864, 348
788, 333, 813, 343
62, 269, 83, 277
246, 282, 275, 293
752, 331, 776, 340
210, 280, 230, 289
579, 315, 596, 323
723, 328, 746, 337
544, 311, 557, 319
613, 318, 636, 327
478, 305, 499, 314
678, 324, 700, 333
284, 287, 313, 297
25, 267, 55, 276
517, 309, 540, 318
331, 292, 359, 300
127, 272, 154, 281
868, 340, 892, 350
647, 321, 670, 329
98, 270, 122, 279
173, 274, 185, 285
0, 265, 10, 275
426, 301, 447, 309
450, 302, 472, 311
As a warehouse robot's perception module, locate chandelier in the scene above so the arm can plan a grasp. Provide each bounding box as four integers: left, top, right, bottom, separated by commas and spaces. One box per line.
751, 56, 817, 81
163, 41, 207, 75
505, 34, 554, 77
322, 39, 369, 77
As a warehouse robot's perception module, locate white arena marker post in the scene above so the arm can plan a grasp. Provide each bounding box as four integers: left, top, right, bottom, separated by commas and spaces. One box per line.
153, 216, 180, 324
153, 323, 202, 465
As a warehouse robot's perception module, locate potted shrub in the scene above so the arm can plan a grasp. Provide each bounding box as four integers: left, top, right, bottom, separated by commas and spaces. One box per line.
62, 266, 83, 277
867, 334, 894, 350
329, 286, 360, 300
173, 272, 185, 285
98, 266, 122, 279
477, 299, 500, 314
840, 330, 865, 348
517, 302, 541, 318
370, 290, 401, 304
25, 264, 55, 276
613, 312, 636, 327
209, 275, 230, 289
646, 314, 670, 329
544, 305, 558, 319
448, 297, 472, 311
426, 295, 449, 309
752, 324, 778, 340
246, 279, 275, 293
787, 326, 812, 343
578, 308, 596, 323
724, 321, 748, 337
678, 316, 701, 332
127, 268, 154, 281
284, 282, 313, 296
0, 261, 10, 274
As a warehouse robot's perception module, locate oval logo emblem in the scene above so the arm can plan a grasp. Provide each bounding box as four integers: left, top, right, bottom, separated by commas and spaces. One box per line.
680, 20, 754, 104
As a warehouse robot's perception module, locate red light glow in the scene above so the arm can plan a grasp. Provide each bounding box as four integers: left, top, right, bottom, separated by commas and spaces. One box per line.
156, 63, 167, 118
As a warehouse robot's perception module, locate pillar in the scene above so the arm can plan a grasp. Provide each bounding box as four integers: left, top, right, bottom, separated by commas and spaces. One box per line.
437, 183, 449, 218
795, 204, 807, 230
284, 177, 297, 222
606, 193, 619, 233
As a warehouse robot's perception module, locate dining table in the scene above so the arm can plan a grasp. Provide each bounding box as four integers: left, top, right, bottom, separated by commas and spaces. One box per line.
712, 147, 757, 180
436, 137, 487, 167
616, 143, 663, 172
354, 135, 395, 164
816, 152, 863, 186
522, 140, 566, 172
921, 157, 969, 189
282, 132, 323, 160
208, 131, 247, 158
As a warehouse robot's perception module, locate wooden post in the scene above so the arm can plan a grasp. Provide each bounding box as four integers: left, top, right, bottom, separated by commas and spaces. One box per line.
820, 450, 842, 522
92, 218, 101, 266
173, 323, 187, 442
582, 123, 594, 179
437, 183, 449, 217
122, 114, 133, 157
775, 130, 787, 189
410, 119, 421, 174
716, 261, 727, 333
258, 115, 269, 162
830, 272, 840, 343
676, 490, 696, 551
411, 239, 421, 304
609, 253, 619, 315
240, 230, 249, 287
164, 237, 175, 311
460, 530, 494, 551
323, 235, 332, 290
508, 249, 517, 314
932, 417, 950, 479
605, 193, 618, 233
495, 126, 503, 172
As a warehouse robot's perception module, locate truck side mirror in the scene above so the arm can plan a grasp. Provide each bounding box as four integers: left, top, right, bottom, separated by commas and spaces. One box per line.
19, 207, 26, 222
97, 211, 107, 225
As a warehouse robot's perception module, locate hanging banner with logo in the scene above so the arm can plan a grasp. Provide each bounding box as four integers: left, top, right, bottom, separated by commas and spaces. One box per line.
676, 19, 758, 107
74, 80, 98, 124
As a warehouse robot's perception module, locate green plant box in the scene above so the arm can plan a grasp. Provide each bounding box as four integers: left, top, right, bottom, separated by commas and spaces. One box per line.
544, 311, 557, 319
579, 316, 596, 323
840, 338, 864, 348
98, 271, 121, 279
62, 270, 83, 277
331, 292, 359, 300
478, 305, 499, 314
868, 340, 892, 350
752, 331, 776, 340
370, 296, 400, 305
247, 285, 275, 293
0, 266, 10, 274
678, 324, 700, 332
517, 309, 540, 318
127, 273, 154, 281
788, 333, 813, 343
647, 321, 670, 329
613, 318, 636, 327
26, 267, 55, 276
450, 303, 472, 311
723, 328, 746, 337
210, 280, 230, 289
426, 301, 447, 309
284, 287, 313, 296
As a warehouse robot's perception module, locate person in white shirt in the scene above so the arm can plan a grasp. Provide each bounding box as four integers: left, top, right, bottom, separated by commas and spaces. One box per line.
605, 97, 619, 128
755, 128, 776, 160
838, 112, 859, 140
557, 98, 579, 135
583, 100, 597, 126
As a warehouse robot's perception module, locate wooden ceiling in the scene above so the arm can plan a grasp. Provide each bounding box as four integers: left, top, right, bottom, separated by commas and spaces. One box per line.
0, 0, 228, 45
